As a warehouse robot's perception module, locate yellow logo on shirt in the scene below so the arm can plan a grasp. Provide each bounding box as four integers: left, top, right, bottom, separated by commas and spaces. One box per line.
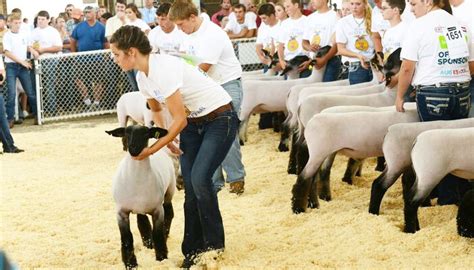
287, 37, 299, 52
355, 36, 369, 51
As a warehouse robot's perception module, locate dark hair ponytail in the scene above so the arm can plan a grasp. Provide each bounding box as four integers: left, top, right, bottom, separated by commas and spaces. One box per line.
110, 25, 152, 55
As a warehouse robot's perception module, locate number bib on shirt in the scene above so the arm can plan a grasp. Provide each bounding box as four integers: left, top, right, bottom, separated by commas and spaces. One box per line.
440, 26, 469, 59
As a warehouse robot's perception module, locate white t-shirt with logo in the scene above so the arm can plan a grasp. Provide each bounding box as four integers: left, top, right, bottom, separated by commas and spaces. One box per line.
29, 26, 63, 56
382, 21, 408, 56
3, 30, 29, 63
137, 54, 231, 118
304, 10, 338, 47
401, 9, 473, 86
278, 15, 308, 61
180, 18, 242, 85
256, 21, 280, 51
148, 25, 188, 54
335, 14, 375, 62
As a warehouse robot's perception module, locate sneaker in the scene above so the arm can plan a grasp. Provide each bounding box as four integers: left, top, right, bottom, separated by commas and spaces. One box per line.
14, 119, 23, 125
229, 181, 245, 195
23, 110, 30, 118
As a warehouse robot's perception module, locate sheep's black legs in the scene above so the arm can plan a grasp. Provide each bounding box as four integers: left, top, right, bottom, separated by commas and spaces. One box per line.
318, 153, 336, 201
457, 189, 474, 238
287, 132, 298, 174
369, 170, 390, 215
375, 156, 386, 172
296, 143, 309, 175
137, 214, 153, 249
292, 169, 318, 214
152, 209, 168, 261
308, 174, 319, 209
402, 168, 420, 233
163, 202, 174, 238
278, 123, 290, 152
342, 158, 362, 185
118, 211, 137, 269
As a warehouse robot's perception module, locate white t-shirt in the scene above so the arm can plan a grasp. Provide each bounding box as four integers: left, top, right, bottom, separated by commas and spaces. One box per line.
371, 6, 390, 36
335, 14, 375, 62
180, 18, 242, 85
228, 12, 257, 30
29, 26, 63, 56
200, 12, 211, 21
401, 9, 473, 86
137, 54, 231, 118
278, 15, 308, 61
382, 21, 408, 56
224, 18, 248, 35
304, 10, 338, 59
3, 30, 29, 63
126, 19, 151, 32
105, 15, 129, 39
256, 21, 280, 51
452, 0, 474, 42
148, 25, 187, 54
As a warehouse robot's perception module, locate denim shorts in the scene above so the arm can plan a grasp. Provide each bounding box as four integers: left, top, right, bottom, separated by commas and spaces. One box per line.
415, 83, 471, 121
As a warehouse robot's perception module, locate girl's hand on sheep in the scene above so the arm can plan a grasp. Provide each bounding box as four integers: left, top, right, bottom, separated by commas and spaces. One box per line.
167, 139, 183, 155
132, 147, 153, 161
395, 97, 405, 113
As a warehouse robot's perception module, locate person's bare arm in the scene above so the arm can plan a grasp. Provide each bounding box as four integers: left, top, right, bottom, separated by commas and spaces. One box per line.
395, 60, 416, 112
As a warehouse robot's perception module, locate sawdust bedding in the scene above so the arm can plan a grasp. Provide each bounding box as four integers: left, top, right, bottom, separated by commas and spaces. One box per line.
1, 116, 473, 269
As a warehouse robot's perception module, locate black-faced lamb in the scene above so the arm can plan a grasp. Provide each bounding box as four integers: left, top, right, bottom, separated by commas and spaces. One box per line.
106, 125, 176, 268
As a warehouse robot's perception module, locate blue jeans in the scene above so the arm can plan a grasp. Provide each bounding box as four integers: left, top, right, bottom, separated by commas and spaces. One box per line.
5, 63, 37, 121
212, 79, 246, 190
322, 56, 342, 82
0, 94, 15, 151
180, 110, 239, 258
348, 63, 373, 85
41, 58, 59, 115
415, 83, 471, 205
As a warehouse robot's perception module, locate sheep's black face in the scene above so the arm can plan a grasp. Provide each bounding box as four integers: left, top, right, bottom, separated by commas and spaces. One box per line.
106, 126, 169, 157
126, 126, 150, 157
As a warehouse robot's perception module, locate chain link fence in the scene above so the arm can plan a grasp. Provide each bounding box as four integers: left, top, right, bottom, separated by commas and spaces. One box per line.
232, 37, 264, 72
1, 38, 260, 124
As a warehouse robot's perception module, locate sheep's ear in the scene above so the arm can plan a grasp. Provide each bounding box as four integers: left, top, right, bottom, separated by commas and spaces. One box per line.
106, 128, 126, 137
149, 127, 168, 139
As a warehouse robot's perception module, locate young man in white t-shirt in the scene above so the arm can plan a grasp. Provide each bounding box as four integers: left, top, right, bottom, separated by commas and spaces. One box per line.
256, 3, 280, 72
303, 0, 341, 82
224, 4, 256, 39
169, 0, 246, 195
29, 10, 63, 116
148, 3, 187, 54
278, 0, 310, 78
374, 0, 408, 88
3, 13, 37, 127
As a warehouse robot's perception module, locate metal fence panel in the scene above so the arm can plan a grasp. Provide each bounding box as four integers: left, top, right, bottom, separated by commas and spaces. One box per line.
3, 38, 261, 124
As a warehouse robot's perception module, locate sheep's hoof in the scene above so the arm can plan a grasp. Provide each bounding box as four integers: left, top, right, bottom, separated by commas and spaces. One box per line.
403, 226, 418, 234
319, 193, 331, 202
342, 177, 353, 185
176, 176, 184, 191
142, 239, 153, 249
291, 197, 307, 214
125, 259, 138, 269
156, 252, 168, 261
239, 139, 245, 146
278, 142, 289, 152
307, 199, 319, 209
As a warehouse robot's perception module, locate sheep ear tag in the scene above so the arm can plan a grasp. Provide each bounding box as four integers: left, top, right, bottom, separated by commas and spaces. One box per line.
149, 127, 168, 139
106, 128, 126, 137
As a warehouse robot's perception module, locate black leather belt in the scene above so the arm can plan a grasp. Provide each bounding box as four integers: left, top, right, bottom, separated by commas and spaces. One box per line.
187, 103, 233, 124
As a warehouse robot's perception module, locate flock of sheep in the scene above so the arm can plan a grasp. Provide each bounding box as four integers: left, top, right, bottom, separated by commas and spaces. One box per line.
110, 57, 473, 268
